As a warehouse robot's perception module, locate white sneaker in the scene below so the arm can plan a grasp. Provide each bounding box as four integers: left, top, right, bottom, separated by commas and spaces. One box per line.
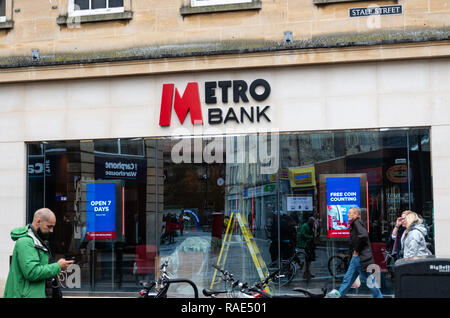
326, 289, 341, 298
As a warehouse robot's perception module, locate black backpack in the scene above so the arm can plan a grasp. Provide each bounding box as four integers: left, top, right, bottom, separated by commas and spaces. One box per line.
411, 226, 434, 255
424, 233, 435, 255
422, 223, 435, 254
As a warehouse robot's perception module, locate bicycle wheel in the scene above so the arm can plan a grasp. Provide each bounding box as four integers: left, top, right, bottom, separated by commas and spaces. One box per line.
268, 260, 296, 286
328, 256, 347, 278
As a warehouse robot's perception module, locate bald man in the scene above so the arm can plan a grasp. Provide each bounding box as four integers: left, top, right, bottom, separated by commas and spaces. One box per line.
3, 208, 74, 298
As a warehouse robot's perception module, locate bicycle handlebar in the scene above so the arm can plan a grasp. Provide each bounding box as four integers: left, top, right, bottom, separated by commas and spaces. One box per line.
255, 269, 279, 289
212, 264, 229, 277
212, 264, 235, 283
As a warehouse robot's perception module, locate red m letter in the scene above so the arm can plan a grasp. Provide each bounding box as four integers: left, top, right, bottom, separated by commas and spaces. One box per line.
159, 82, 203, 126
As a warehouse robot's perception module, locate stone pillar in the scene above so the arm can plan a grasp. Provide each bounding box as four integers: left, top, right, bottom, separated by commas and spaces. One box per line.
431, 125, 450, 258
145, 140, 164, 247
0, 142, 27, 296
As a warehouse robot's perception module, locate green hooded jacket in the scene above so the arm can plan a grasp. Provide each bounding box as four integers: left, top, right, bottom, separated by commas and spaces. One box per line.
3, 225, 61, 298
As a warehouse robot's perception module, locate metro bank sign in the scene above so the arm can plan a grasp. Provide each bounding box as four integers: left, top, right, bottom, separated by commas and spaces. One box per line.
159, 79, 271, 126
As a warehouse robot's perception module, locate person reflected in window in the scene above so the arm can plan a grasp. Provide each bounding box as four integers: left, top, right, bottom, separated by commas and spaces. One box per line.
269, 212, 297, 262
298, 217, 316, 279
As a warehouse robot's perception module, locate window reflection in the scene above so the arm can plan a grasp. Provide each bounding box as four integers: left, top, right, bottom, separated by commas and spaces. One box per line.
26, 128, 434, 296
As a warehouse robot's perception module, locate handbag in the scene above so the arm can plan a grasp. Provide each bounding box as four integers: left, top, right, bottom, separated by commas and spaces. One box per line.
51, 276, 63, 298
351, 276, 361, 288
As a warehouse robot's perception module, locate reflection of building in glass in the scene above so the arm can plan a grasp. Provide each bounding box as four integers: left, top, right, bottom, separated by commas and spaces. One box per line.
24, 128, 434, 295
2, 0, 447, 298
224, 135, 277, 239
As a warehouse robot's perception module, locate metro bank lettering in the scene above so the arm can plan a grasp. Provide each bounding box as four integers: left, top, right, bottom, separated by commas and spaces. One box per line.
159, 79, 271, 126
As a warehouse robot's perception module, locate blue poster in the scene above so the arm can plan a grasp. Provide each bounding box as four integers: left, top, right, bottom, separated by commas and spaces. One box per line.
326, 177, 360, 238
86, 183, 116, 239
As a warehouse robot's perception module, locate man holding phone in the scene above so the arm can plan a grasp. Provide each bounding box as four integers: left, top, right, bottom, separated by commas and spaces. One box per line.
3, 208, 74, 298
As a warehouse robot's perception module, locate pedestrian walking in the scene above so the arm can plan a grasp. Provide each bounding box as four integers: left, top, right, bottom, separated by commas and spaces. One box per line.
3, 208, 74, 298
327, 207, 383, 298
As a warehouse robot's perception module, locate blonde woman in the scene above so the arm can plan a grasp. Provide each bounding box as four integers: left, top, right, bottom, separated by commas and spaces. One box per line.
400, 211, 432, 260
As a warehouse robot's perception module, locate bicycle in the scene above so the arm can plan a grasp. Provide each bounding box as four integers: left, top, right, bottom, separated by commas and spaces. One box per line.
328, 252, 351, 278
138, 260, 199, 298
203, 264, 251, 298
206, 264, 286, 298
268, 247, 307, 286
203, 265, 327, 299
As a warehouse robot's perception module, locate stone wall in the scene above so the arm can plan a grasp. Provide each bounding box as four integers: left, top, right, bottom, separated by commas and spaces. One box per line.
0, 0, 448, 65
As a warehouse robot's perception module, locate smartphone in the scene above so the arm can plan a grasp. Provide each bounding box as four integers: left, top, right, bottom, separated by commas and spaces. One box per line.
66, 256, 77, 262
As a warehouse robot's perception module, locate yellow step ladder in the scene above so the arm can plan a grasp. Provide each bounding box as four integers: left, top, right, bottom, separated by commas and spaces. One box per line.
210, 211, 272, 294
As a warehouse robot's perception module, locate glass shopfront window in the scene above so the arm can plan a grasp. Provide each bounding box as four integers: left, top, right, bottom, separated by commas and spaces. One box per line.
26, 128, 433, 296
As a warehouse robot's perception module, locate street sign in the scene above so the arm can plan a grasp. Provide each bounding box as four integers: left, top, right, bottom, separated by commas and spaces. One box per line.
349, 5, 402, 18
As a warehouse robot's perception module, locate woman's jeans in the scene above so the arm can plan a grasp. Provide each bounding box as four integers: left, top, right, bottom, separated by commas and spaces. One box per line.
338, 256, 383, 298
